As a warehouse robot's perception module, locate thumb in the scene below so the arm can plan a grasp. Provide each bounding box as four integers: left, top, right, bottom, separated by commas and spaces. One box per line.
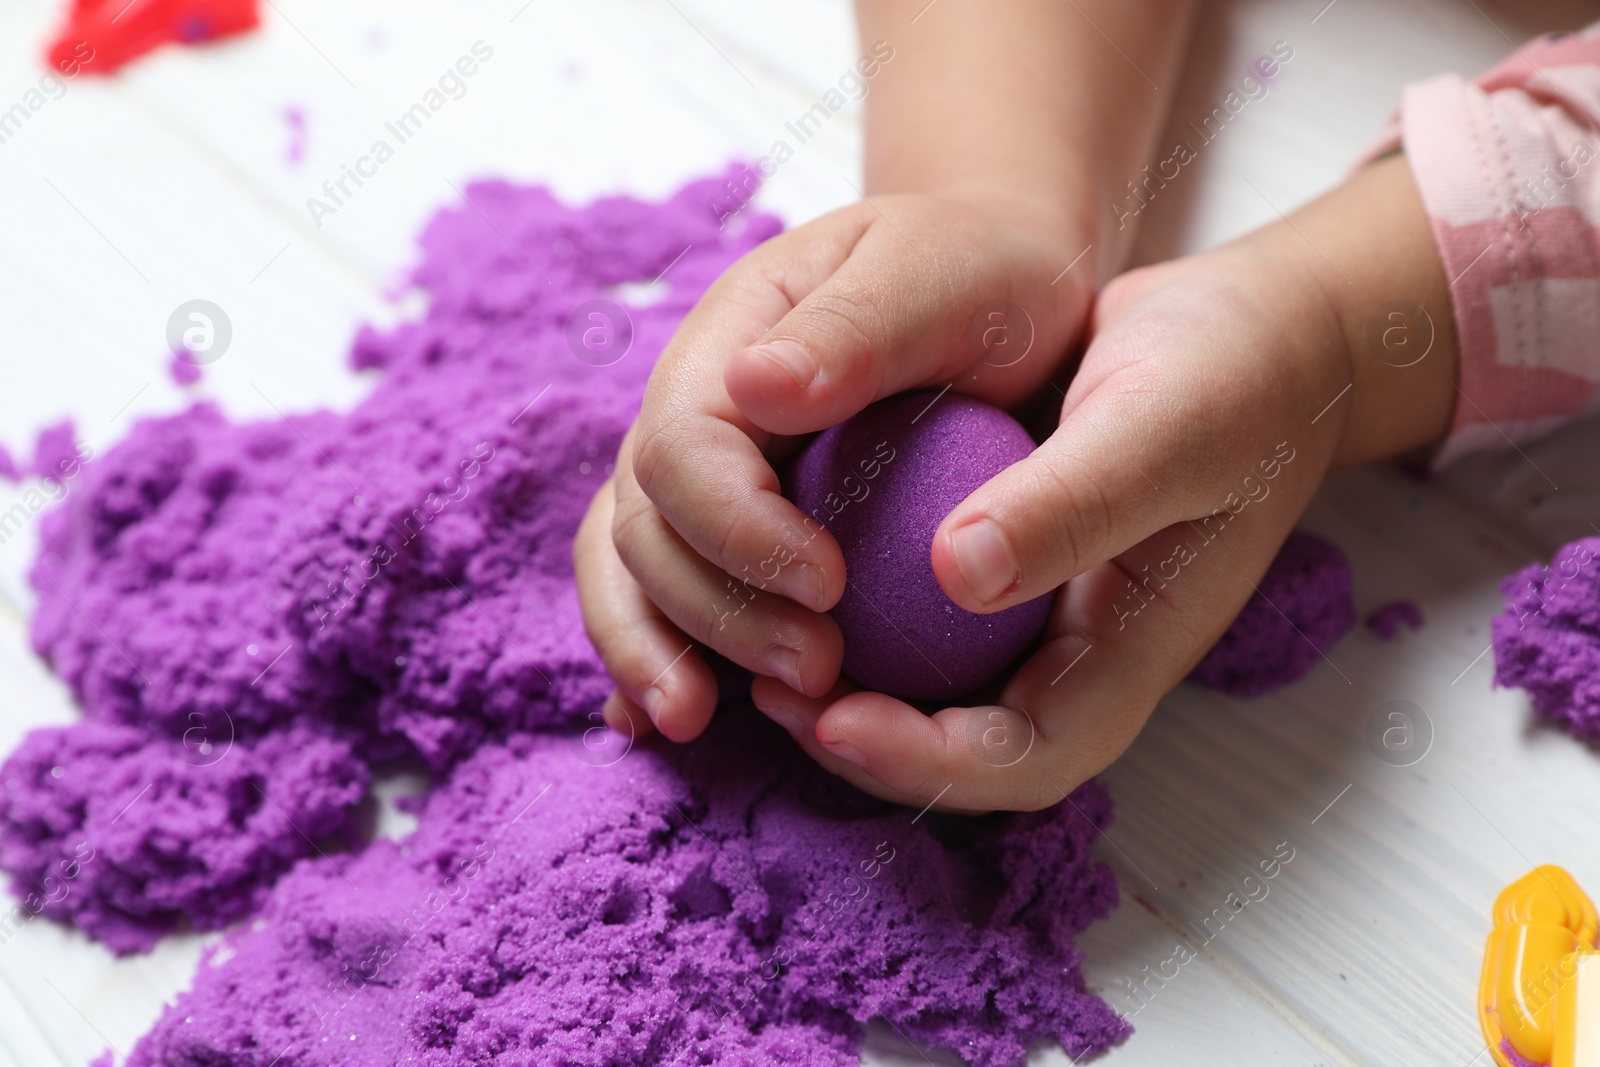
931, 372, 1224, 613
723, 201, 1084, 437
930, 277, 1314, 613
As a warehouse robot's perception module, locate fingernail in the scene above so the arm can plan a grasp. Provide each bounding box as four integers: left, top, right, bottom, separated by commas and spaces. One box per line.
763, 706, 802, 735
640, 686, 665, 725
750, 341, 817, 389
764, 646, 805, 693
821, 739, 867, 769
950, 518, 1020, 605
793, 562, 827, 611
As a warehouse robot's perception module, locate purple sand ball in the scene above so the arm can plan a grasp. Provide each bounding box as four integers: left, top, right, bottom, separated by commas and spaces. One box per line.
787, 391, 1052, 701
1493, 536, 1600, 738
1187, 530, 1356, 698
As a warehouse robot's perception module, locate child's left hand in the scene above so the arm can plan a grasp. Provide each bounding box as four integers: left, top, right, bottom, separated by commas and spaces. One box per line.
750, 153, 1460, 811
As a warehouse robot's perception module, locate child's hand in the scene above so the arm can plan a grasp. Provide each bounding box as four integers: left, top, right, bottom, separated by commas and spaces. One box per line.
748, 154, 1460, 811
576, 0, 1199, 750
574, 188, 1094, 740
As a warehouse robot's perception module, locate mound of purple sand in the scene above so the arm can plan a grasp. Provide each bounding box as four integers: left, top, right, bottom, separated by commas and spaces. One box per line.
120, 714, 1126, 1067
1187, 530, 1356, 698
4, 171, 780, 950
1365, 599, 1424, 640
1494, 536, 1600, 737
787, 391, 1051, 701
0, 720, 366, 953
1, 172, 1131, 1065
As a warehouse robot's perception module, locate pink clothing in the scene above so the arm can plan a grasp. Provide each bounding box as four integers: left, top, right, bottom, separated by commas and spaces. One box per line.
1369, 25, 1600, 466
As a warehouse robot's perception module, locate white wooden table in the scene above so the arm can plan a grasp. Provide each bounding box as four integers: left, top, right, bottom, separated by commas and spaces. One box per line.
1, 1, 1597, 1064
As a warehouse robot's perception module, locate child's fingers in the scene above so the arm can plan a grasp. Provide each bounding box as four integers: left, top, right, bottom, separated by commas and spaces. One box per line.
625, 406, 845, 614
628, 226, 869, 613
573, 479, 719, 741
612, 418, 845, 692
722, 221, 968, 437
724, 206, 1086, 438
929, 375, 1217, 613
747, 675, 904, 794
755, 677, 1078, 813
602, 690, 654, 740
611, 482, 845, 697
751, 665, 1095, 814
794, 505, 1307, 811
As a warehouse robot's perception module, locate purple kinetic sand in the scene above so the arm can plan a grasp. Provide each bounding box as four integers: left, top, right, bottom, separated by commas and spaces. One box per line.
1494, 536, 1600, 737
787, 392, 1051, 701
4, 173, 778, 949
0, 720, 366, 953
28, 418, 80, 480
0, 444, 17, 481
1188, 530, 1356, 698
169, 354, 202, 385
284, 104, 306, 166
121, 715, 1126, 1067
1365, 599, 1425, 640
1, 172, 1129, 1064
1500, 1038, 1544, 1067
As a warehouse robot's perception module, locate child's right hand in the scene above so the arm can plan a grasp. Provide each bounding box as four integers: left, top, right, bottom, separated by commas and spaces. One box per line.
573, 187, 1094, 741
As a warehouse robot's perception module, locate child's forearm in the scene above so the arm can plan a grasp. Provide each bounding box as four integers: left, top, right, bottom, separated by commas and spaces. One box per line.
1244, 153, 1459, 466
1307, 154, 1459, 466
855, 0, 1196, 279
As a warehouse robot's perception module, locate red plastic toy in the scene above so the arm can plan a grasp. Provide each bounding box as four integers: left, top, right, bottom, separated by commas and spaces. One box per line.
47, 0, 259, 75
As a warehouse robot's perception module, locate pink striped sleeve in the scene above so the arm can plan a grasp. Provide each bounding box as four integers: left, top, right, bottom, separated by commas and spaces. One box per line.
1365, 25, 1600, 466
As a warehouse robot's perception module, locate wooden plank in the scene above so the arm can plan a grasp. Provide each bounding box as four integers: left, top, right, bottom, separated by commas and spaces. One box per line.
1096, 461, 1600, 1066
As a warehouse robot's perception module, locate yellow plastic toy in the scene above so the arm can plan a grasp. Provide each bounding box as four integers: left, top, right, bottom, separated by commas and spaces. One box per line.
1481, 866, 1600, 1067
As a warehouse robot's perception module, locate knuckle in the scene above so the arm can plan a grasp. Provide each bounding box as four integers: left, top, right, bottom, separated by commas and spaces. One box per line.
609, 494, 657, 573
630, 413, 690, 502
681, 592, 732, 649
1029, 459, 1114, 577
782, 289, 883, 366
708, 509, 745, 571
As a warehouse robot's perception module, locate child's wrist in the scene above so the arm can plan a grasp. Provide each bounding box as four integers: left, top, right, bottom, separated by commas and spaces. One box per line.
1274, 154, 1460, 467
